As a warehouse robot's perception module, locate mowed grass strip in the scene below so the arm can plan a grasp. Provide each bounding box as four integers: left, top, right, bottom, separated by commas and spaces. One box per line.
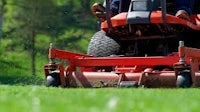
0, 85, 199, 112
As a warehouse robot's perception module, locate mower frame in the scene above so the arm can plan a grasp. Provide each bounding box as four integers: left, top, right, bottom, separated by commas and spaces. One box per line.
44, 41, 200, 88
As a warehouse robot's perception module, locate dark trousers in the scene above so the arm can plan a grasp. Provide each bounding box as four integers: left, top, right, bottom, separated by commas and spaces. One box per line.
111, 0, 196, 14
111, 0, 130, 15
175, 0, 195, 14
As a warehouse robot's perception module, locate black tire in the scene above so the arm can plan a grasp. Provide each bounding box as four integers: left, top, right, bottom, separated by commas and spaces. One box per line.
87, 30, 120, 72
46, 71, 61, 87
176, 71, 192, 88
87, 30, 120, 57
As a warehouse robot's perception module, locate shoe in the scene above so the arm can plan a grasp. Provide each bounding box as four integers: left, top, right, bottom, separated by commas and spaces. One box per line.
175, 10, 190, 21
91, 3, 106, 21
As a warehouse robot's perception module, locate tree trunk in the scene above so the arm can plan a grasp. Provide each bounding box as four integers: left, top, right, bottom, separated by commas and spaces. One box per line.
30, 2, 37, 76
0, 0, 6, 40
31, 30, 36, 76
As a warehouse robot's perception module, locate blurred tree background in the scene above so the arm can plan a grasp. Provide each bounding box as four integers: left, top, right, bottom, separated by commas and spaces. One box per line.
0, 0, 101, 82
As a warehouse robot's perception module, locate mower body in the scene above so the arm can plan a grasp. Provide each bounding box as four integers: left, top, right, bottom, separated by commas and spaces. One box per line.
44, 0, 200, 88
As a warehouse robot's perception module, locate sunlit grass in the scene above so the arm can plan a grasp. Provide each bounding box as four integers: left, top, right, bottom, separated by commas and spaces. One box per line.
0, 86, 200, 112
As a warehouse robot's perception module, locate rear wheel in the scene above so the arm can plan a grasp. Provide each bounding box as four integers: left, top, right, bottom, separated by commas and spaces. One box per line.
87, 30, 120, 57
87, 30, 120, 71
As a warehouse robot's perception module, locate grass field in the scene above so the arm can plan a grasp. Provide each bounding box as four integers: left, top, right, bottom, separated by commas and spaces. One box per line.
0, 86, 200, 112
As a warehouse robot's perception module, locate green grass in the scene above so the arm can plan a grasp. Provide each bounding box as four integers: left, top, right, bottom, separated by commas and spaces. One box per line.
0, 53, 45, 85
0, 86, 200, 112
0, 40, 47, 85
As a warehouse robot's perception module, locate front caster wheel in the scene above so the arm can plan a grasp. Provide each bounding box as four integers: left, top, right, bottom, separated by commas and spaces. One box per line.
46, 71, 61, 87
176, 71, 192, 88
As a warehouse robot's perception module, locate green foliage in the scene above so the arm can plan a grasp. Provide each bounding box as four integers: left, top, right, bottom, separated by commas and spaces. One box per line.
0, 47, 40, 75
0, 0, 100, 78
54, 29, 92, 53
35, 34, 51, 53
4, 0, 59, 42
0, 45, 46, 85
3, 0, 97, 52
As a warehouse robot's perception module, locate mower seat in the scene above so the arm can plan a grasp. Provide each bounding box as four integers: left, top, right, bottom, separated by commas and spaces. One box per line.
127, 0, 161, 24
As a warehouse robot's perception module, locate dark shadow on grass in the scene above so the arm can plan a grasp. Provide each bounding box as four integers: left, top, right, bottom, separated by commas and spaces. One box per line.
0, 75, 45, 86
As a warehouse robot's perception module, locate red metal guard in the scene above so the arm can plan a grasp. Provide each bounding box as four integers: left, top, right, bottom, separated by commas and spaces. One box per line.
44, 41, 200, 88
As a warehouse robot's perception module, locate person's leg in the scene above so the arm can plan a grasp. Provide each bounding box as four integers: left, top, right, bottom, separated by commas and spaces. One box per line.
175, 0, 195, 20
175, 0, 195, 14
120, 0, 131, 12
111, 0, 120, 15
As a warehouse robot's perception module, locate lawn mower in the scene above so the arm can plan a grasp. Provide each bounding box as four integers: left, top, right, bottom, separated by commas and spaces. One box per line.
44, 0, 200, 88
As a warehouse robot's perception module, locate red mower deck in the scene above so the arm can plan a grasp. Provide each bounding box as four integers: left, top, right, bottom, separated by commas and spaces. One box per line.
44, 41, 200, 88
